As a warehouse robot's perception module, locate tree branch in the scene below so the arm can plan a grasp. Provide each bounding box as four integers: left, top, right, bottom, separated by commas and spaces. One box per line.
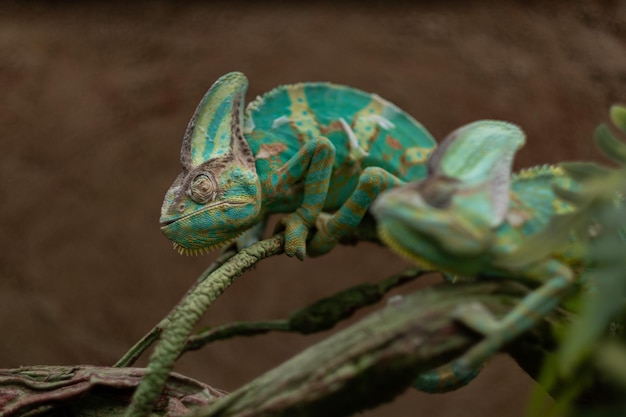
0, 280, 577, 417
183, 267, 425, 353
193, 280, 564, 417
0, 366, 226, 417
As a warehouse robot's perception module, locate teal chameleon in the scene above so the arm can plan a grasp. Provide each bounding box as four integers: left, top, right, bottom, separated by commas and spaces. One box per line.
371, 121, 585, 391
160, 72, 437, 259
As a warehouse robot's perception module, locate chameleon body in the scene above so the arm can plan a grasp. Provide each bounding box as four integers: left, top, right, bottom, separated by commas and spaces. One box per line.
371, 121, 582, 391
160, 72, 436, 259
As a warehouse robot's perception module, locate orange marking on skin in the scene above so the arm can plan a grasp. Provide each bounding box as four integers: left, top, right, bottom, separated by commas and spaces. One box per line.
296, 131, 309, 145
398, 154, 409, 177
319, 120, 344, 136
386, 135, 403, 150
256, 143, 287, 160
345, 198, 365, 215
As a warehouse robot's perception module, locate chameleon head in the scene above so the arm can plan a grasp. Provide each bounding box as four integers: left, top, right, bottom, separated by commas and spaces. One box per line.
372, 120, 525, 270
160, 72, 262, 255
371, 177, 460, 268
371, 176, 496, 271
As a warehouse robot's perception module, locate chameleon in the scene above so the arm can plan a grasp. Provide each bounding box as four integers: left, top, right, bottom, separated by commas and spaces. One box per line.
370, 120, 586, 391
159, 72, 436, 259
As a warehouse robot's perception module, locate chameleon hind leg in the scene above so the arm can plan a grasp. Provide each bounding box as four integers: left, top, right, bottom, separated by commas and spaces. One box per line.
413, 361, 482, 393
269, 137, 336, 260
451, 259, 575, 372
308, 167, 404, 256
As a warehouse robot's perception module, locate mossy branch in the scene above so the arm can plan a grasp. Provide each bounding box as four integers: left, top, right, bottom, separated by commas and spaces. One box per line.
182, 267, 425, 353
192, 280, 566, 417
115, 233, 570, 417
0, 280, 577, 417
115, 248, 239, 368
123, 235, 285, 417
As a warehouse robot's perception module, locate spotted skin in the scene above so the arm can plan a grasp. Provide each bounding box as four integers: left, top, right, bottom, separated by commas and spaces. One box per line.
371, 121, 583, 391
160, 72, 436, 259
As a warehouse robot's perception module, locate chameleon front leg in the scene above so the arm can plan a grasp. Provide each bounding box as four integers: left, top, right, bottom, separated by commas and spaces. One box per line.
235, 219, 267, 250
270, 137, 336, 260
308, 167, 404, 256
451, 259, 576, 372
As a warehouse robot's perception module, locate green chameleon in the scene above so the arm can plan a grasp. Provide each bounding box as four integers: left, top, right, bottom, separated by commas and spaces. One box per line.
371, 121, 584, 391
159, 72, 436, 259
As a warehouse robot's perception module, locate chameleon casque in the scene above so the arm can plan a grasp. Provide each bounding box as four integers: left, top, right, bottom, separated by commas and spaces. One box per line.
160, 72, 436, 259
371, 121, 584, 391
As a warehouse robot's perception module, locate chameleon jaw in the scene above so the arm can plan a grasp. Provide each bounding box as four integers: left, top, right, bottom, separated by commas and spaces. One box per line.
160, 201, 255, 256
377, 226, 439, 270
171, 233, 243, 256
172, 242, 212, 256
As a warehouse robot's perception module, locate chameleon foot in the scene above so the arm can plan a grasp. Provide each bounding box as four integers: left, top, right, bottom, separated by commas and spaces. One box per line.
279, 212, 311, 260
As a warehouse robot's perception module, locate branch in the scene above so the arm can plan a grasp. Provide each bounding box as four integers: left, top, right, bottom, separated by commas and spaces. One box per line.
183, 267, 425, 353
124, 235, 285, 417
192, 280, 564, 417
0, 280, 577, 417
116, 216, 382, 369
0, 366, 226, 417
115, 248, 239, 368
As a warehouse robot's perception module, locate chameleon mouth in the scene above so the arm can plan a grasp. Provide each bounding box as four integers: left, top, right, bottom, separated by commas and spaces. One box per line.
159, 199, 255, 255
160, 218, 179, 227
377, 225, 438, 270
160, 201, 247, 228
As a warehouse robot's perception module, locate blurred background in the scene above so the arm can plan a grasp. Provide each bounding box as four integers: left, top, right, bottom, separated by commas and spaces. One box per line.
1, 1, 625, 416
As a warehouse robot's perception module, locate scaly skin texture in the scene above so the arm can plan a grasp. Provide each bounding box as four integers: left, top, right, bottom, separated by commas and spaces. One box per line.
371, 121, 582, 391
160, 72, 436, 259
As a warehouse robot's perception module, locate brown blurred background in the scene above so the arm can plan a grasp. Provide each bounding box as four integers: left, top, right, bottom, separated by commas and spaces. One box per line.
1, 1, 625, 416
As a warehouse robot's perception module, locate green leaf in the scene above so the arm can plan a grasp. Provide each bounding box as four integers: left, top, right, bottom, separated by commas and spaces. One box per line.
594, 124, 626, 165
610, 104, 626, 135
559, 162, 613, 182
596, 342, 626, 386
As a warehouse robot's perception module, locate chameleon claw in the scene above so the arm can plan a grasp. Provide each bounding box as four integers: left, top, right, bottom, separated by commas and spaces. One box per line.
283, 235, 307, 260
280, 213, 309, 260
294, 246, 306, 261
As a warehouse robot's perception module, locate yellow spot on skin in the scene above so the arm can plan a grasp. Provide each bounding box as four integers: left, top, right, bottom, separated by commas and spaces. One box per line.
286, 86, 321, 139
352, 96, 386, 152
553, 199, 572, 214
405, 146, 434, 164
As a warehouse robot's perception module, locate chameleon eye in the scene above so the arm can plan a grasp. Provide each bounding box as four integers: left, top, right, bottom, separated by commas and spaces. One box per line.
189, 173, 217, 204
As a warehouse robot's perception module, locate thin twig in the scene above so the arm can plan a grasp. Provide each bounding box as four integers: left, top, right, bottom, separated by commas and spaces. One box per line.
182, 267, 426, 354
124, 235, 285, 417
114, 248, 238, 368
